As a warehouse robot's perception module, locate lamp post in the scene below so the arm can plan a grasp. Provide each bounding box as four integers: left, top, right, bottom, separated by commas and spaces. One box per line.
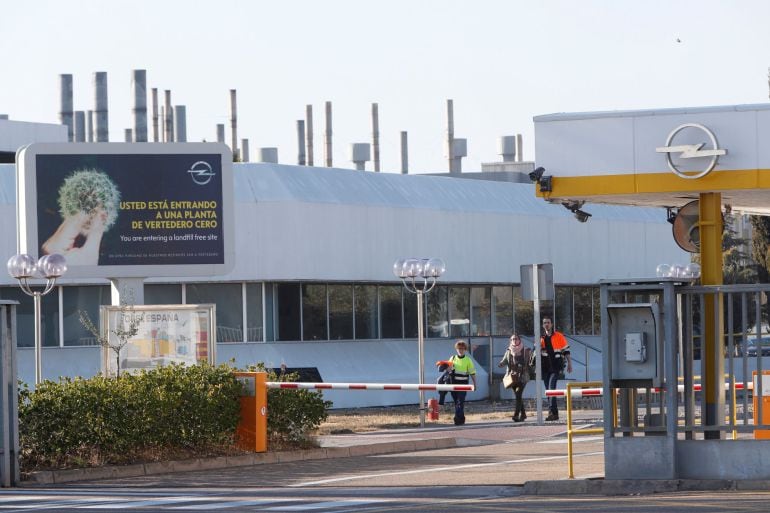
393, 257, 446, 428
6, 253, 67, 385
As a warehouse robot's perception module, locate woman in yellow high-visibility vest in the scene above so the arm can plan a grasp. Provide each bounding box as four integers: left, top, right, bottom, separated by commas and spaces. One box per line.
448, 339, 477, 426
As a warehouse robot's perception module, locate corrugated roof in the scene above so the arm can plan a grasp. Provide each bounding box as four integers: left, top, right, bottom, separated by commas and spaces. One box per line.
0, 162, 666, 222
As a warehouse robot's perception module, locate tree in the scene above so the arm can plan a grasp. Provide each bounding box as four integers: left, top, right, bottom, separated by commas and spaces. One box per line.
750, 215, 770, 283
79, 301, 141, 378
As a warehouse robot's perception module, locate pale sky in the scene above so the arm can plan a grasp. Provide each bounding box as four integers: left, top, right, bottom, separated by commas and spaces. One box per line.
3, 1, 769, 173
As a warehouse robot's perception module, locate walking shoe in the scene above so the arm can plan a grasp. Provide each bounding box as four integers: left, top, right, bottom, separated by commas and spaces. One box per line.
545, 413, 559, 421
512, 413, 520, 422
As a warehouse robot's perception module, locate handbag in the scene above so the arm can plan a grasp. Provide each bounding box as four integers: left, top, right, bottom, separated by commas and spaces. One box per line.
503, 372, 515, 389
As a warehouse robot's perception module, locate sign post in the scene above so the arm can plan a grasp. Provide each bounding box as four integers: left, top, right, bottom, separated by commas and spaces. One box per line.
521, 263, 554, 425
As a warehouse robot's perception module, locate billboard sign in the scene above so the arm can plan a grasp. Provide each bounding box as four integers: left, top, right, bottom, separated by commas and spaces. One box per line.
100, 303, 216, 376
16, 143, 234, 278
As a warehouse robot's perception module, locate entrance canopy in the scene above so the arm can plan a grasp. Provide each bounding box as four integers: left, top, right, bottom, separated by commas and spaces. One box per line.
533, 103, 770, 215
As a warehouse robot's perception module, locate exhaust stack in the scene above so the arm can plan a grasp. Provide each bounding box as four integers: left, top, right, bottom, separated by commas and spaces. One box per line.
324, 100, 332, 167
59, 74, 74, 142
94, 72, 109, 142
371, 103, 380, 172
296, 119, 306, 165
131, 69, 148, 142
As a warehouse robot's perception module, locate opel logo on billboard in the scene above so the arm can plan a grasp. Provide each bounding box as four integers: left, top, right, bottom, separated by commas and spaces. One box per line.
187, 160, 216, 185
655, 123, 727, 180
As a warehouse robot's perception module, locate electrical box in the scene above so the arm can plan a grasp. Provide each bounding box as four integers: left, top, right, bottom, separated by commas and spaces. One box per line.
625, 332, 646, 362
607, 302, 663, 387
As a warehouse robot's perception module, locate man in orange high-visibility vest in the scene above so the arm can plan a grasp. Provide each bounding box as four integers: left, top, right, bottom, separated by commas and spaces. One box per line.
540, 316, 572, 421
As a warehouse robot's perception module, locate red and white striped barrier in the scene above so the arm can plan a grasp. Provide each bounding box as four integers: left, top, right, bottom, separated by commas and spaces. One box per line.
267, 382, 474, 392
544, 382, 752, 398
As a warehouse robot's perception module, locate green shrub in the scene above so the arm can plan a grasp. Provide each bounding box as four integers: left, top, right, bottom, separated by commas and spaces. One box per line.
18, 363, 242, 469
246, 363, 332, 444
18, 362, 333, 470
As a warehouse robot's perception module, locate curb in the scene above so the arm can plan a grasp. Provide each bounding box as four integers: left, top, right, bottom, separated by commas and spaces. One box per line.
522, 478, 770, 496
22, 437, 458, 486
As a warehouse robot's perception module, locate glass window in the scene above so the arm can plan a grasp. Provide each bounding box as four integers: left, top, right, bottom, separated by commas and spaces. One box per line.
574, 287, 594, 335
493, 286, 514, 336
449, 286, 470, 338
354, 285, 378, 339
329, 285, 353, 340
246, 283, 263, 342
302, 284, 327, 341
556, 286, 573, 335
1, 286, 59, 348
186, 283, 243, 343
380, 286, 402, 339
426, 286, 448, 338
403, 291, 418, 338
275, 283, 300, 341
62, 285, 110, 346
145, 284, 182, 304
470, 287, 491, 336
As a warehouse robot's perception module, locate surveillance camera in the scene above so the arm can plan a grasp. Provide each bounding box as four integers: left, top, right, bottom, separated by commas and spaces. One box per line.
574, 209, 591, 223
539, 175, 552, 192
528, 166, 545, 182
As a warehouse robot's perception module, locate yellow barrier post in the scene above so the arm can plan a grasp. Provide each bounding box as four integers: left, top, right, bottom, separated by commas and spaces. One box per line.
235, 372, 268, 452
566, 381, 604, 479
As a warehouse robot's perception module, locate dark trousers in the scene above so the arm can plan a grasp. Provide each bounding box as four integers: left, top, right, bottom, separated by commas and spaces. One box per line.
451, 391, 467, 425
512, 384, 526, 417
543, 372, 560, 415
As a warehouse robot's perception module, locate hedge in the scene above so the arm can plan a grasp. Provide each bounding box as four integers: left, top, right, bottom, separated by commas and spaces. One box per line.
18, 362, 331, 470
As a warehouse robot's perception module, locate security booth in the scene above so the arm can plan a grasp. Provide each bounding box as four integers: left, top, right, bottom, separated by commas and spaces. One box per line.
534, 103, 770, 480
601, 279, 679, 479
602, 278, 770, 480
0, 300, 19, 487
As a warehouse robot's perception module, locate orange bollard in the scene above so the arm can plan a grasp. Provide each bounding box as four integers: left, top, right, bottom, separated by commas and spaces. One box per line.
235, 372, 268, 452
427, 398, 439, 421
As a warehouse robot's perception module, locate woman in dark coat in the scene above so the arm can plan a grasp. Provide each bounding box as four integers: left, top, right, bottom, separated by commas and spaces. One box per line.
498, 333, 532, 422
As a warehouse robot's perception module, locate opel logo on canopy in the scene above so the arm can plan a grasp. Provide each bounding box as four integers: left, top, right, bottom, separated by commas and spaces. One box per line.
655, 123, 727, 179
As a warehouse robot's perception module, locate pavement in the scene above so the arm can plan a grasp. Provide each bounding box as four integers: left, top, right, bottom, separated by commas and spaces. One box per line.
20, 409, 770, 495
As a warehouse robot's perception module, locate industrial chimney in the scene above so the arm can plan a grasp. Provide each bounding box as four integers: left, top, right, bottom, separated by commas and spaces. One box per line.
94, 72, 109, 142
371, 103, 380, 172
174, 105, 187, 142
131, 69, 148, 142
400, 131, 409, 174
296, 119, 306, 165
324, 101, 332, 167
230, 89, 238, 159
306, 104, 314, 166
59, 74, 74, 142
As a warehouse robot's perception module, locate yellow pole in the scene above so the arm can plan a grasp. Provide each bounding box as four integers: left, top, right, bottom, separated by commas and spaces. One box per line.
699, 192, 724, 440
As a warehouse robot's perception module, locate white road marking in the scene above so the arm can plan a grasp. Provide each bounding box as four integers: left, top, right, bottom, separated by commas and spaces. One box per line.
290, 452, 603, 487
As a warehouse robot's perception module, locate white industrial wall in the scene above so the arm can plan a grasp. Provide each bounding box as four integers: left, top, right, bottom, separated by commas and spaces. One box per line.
0, 162, 688, 407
